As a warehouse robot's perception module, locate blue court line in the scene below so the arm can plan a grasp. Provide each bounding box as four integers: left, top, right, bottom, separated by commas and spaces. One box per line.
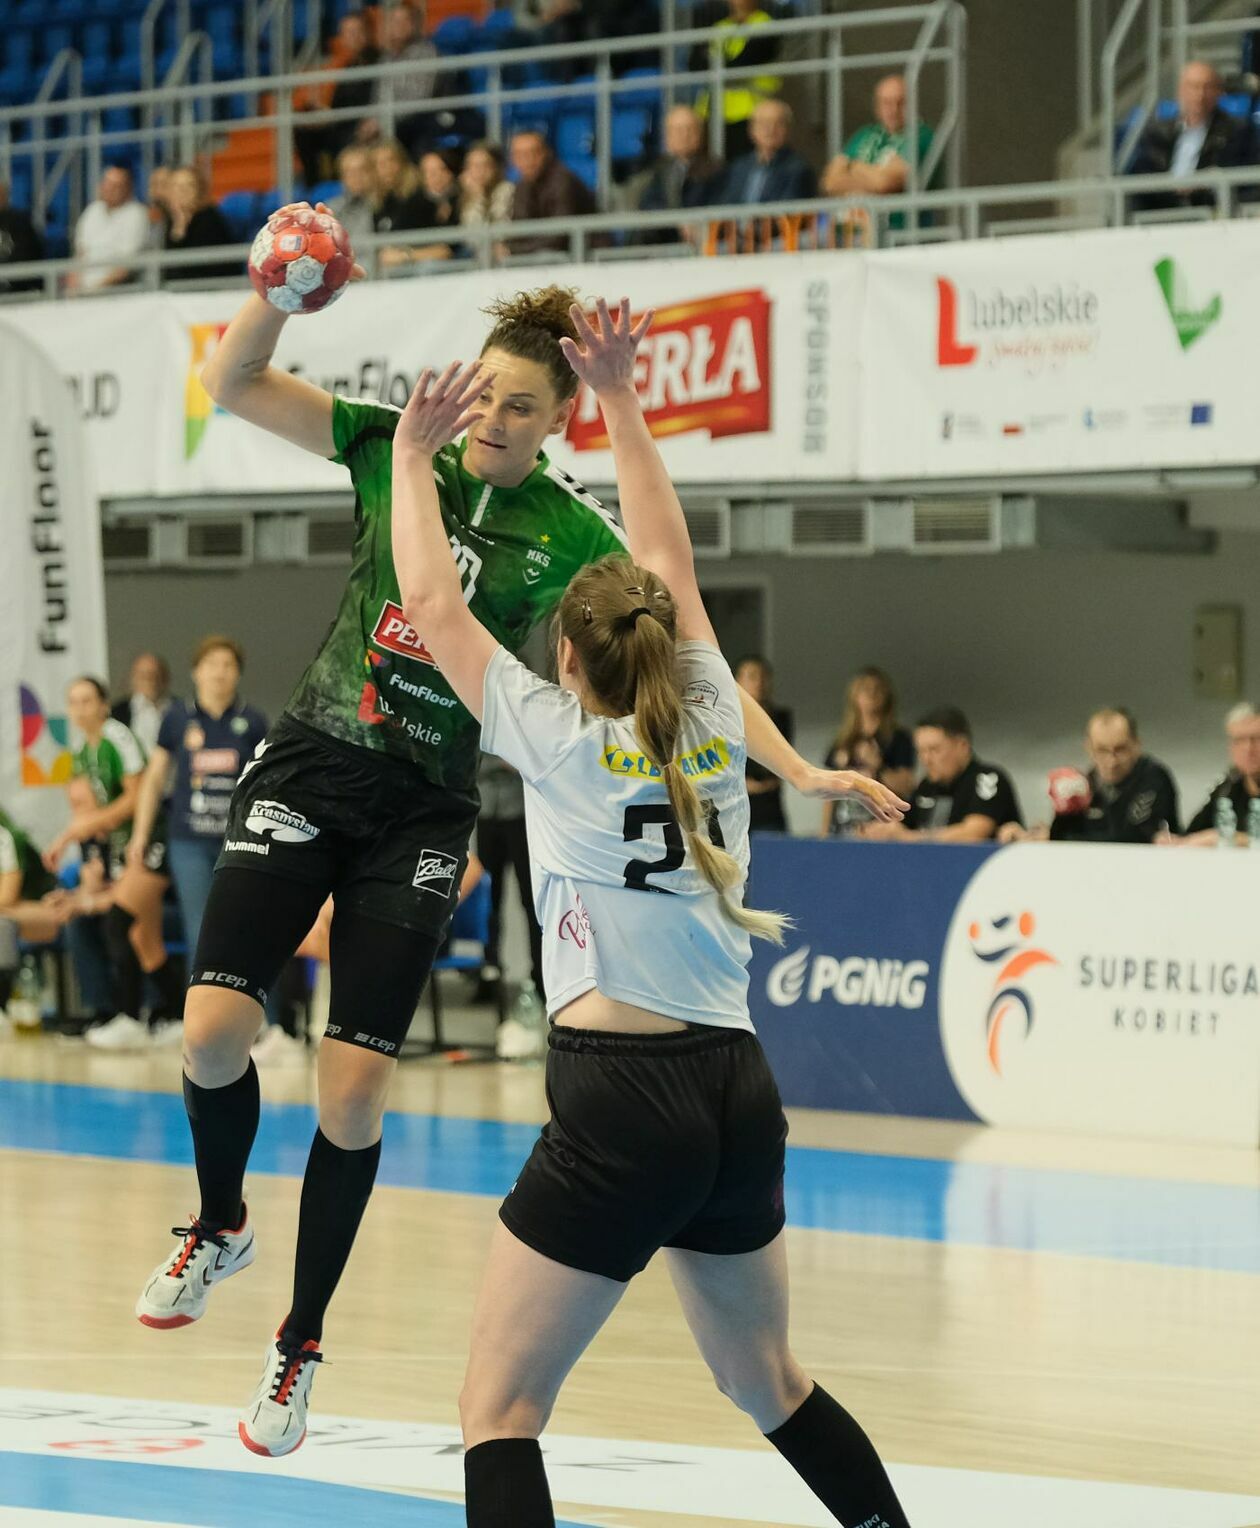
0, 1451, 593, 1526
0, 1079, 1257, 1274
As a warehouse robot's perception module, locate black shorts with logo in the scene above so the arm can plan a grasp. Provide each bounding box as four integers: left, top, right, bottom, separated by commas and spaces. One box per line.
500, 1025, 788, 1283
216, 715, 478, 938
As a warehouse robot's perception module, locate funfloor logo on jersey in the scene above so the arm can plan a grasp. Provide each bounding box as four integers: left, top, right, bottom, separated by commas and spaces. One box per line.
935, 275, 1100, 372
1153, 256, 1222, 351
567, 290, 772, 451
18, 682, 72, 786
765, 946, 929, 1011
938, 845, 1260, 1140
183, 323, 229, 458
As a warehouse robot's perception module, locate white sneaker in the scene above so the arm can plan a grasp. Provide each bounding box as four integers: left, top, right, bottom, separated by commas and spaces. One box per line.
238, 1328, 324, 1457
251, 1024, 306, 1068
86, 1013, 149, 1050
135, 1208, 255, 1329
496, 1015, 545, 1061
149, 1019, 184, 1049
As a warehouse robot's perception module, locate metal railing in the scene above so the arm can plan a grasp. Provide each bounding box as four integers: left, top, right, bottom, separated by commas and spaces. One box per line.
4, 160, 1260, 305
0, 2, 966, 240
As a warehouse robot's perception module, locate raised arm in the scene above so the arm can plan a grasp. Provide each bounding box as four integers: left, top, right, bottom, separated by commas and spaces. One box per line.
199, 202, 365, 458
560, 298, 715, 646
390, 361, 499, 722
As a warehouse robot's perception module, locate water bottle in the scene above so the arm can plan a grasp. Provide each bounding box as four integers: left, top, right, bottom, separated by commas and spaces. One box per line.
1248, 797, 1260, 849
1215, 794, 1237, 849
497, 980, 546, 1062
10, 956, 43, 1034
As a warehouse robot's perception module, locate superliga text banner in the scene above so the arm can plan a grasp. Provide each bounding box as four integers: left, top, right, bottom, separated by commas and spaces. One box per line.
860, 220, 1260, 478
0, 323, 107, 843
5, 253, 863, 498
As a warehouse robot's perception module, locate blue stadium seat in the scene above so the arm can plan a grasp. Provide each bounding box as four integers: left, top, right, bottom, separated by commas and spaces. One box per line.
102, 105, 139, 134
569, 152, 598, 191
219, 189, 260, 240
503, 100, 556, 139
308, 178, 342, 206
40, 23, 75, 61
479, 9, 519, 47
618, 66, 663, 109
432, 16, 477, 57
212, 38, 243, 76
2, 27, 36, 71
82, 21, 114, 59
611, 103, 652, 162
1219, 91, 1254, 118
81, 55, 113, 92
555, 109, 595, 163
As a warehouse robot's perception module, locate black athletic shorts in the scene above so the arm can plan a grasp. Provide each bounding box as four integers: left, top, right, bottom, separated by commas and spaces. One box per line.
216, 715, 478, 937
500, 1025, 788, 1283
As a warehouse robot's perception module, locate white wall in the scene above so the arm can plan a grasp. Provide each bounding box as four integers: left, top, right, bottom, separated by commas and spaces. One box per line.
104, 531, 1260, 841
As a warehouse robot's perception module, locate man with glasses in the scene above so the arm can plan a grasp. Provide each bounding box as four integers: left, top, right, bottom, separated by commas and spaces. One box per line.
1047, 708, 1180, 844
1175, 702, 1260, 846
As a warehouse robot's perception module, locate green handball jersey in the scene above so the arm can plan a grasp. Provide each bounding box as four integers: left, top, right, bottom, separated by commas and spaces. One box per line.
73, 718, 146, 862
0, 808, 55, 900
284, 395, 628, 789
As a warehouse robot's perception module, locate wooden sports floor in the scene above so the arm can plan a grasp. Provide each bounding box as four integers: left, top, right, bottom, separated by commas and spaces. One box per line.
2, 1021, 1258, 1528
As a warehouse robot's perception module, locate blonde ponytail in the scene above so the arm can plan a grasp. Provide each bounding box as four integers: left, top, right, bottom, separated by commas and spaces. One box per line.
557, 554, 790, 945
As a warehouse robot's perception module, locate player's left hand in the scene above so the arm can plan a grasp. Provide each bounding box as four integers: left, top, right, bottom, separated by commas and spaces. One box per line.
795, 767, 910, 822
395, 360, 491, 457
561, 296, 652, 395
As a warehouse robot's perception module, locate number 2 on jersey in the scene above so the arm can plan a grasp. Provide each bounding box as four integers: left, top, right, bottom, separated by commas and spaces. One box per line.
622, 802, 725, 892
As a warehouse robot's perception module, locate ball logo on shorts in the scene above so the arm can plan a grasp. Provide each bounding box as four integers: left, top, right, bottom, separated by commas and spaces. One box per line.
413, 849, 459, 897
244, 799, 320, 843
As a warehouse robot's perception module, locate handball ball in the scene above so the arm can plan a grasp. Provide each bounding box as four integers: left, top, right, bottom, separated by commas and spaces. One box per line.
248, 203, 353, 315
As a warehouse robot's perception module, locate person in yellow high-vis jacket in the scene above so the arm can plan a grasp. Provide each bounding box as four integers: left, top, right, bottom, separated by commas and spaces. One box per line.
691, 0, 783, 161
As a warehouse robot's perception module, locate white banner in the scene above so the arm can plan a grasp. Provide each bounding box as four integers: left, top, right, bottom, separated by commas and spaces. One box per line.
938, 844, 1260, 1146
861, 221, 1260, 478
0, 323, 108, 845
7, 253, 863, 498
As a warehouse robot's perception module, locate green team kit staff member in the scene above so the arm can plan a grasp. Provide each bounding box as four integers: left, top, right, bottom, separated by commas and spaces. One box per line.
43, 677, 183, 1046
133, 219, 857, 1456
0, 805, 61, 1013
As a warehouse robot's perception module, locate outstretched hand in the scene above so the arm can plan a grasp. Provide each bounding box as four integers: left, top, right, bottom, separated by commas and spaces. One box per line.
796, 768, 911, 823
394, 360, 490, 457
559, 296, 652, 395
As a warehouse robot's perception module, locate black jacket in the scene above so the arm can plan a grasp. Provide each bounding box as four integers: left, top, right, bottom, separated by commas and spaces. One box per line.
1050, 756, 1180, 844
0, 207, 45, 292
635, 154, 725, 242
721, 145, 816, 205
1128, 108, 1259, 207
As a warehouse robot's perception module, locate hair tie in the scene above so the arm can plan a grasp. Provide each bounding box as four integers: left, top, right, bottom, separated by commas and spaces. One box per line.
627, 606, 652, 628
581, 598, 593, 624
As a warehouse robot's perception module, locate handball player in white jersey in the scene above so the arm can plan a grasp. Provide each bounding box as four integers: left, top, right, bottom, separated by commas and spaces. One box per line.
391, 300, 913, 1528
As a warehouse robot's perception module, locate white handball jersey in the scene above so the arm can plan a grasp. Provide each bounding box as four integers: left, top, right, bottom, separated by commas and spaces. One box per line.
481, 640, 755, 1031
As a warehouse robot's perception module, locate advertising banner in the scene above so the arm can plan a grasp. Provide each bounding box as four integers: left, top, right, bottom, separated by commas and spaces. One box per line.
860, 221, 1260, 479
6, 252, 863, 498
0, 323, 108, 845
750, 838, 1260, 1146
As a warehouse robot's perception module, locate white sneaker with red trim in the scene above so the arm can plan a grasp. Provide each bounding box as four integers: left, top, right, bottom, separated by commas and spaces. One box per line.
238, 1328, 324, 1457
134, 1208, 255, 1329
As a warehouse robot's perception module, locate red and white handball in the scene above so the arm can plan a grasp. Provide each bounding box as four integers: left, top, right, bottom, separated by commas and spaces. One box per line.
248, 203, 353, 315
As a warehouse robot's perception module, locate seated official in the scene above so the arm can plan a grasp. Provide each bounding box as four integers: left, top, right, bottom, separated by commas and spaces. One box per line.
862, 706, 1021, 843
1173, 701, 1260, 846
722, 98, 816, 205
1126, 60, 1259, 210
1007, 708, 1180, 844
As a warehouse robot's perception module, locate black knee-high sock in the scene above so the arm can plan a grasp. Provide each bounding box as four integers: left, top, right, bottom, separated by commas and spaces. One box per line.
183, 1061, 259, 1231
284, 1127, 382, 1346
765, 1384, 911, 1528
104, 905, 143, 1018
147, 955, 185, 1024
464, 1439, 553, 1528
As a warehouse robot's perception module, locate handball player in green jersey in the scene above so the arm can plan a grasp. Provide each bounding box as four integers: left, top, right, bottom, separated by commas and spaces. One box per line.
131, 205, 861, 1458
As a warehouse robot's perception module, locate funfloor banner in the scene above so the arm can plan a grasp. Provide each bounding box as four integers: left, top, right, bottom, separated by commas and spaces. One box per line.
0, 322, 107, 844
748, 838, 1260, 1147
3, 252, 863, 498
859, 220, 1260, 478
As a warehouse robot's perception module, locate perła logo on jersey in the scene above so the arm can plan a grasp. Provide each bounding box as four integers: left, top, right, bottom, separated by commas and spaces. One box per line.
372, 601, 438, 666
567, 291, 771, 451
245, 800, 319, 843
767, 946, 929, 1010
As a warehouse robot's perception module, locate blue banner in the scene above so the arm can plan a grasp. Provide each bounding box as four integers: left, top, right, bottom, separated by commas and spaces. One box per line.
747, 838, 994, 1119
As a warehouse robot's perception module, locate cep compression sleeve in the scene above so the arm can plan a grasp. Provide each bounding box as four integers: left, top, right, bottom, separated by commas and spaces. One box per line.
464, 1438, 554, 1528
183, 1062, 260, 1231
765, 1384, 911, 1528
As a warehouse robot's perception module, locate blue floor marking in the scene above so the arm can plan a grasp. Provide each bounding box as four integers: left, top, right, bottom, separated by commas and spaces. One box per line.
1, 1079, 1257, 1274
0, 1452, 594, 1525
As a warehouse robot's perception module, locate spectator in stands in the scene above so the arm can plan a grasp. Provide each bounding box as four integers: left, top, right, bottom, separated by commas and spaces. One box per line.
635, 105, 724, 244
161, 165, 236, 281
1002, 708, 1180, 844
863, 706, 1021, 842
821, 666, 916, 836
692, 0, 782, 162
67, 165, 148, 295
821, 74, 935, 200
372, 137, 423, 232
459, 141, 514, 236
0, 180, 45, 294
733, 656, 791, 833
111, 653, 171, 758
506, 129, 595, 255
1127, 61, 1260, 210
1170, 701, 1260, 845
528, 0, 659, 81
295, 11, 381, 186
145, 164, 174, 248
379, 148, 463, 266
367, 1, 447, 157
330, 145, 379, 245
722, 98, 816, 206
